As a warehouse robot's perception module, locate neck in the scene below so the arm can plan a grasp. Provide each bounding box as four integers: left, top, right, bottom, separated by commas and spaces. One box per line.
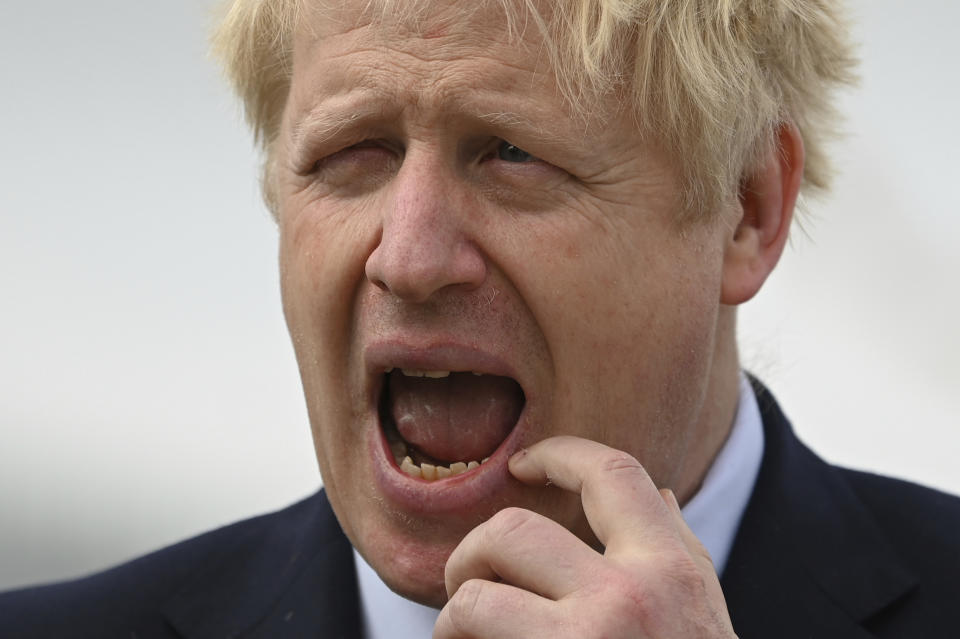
674, 305, 741, 506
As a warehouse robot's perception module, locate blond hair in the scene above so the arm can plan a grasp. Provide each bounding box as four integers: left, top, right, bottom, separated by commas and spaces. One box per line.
213, 0, 856, 220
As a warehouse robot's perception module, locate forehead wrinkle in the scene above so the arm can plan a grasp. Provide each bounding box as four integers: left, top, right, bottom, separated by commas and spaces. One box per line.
290, 64, 572, 152
287, 26, 597, 164
392, 56, 578, 149
288, 5, 580, 151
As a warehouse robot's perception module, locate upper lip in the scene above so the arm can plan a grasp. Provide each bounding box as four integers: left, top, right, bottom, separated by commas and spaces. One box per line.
364, 338, 527, 404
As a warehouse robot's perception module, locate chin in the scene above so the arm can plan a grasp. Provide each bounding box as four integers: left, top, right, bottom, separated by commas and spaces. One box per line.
363, 531, 453, 608
337, 492, 471, 608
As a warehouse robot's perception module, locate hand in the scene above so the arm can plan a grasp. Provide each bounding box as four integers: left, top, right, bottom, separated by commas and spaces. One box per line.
433, 436, 737, 638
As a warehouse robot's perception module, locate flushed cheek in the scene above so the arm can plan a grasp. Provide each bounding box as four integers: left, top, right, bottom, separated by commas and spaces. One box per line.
280, 198, 374, 299
492, 219, 721, 464
279, 199, 377, 367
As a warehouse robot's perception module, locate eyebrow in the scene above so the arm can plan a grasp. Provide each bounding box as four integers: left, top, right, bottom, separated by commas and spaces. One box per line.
289, 91, 574, 158
289, 95, 391, 154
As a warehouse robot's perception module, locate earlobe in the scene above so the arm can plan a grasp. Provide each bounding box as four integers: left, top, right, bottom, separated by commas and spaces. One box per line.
720, 121, 804, 305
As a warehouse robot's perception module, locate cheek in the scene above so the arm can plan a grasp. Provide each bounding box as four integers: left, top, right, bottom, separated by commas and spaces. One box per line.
279, 199, 376, 342
490, 212, 725, 453
277, 200, 378, 436
494, 211, 722, 365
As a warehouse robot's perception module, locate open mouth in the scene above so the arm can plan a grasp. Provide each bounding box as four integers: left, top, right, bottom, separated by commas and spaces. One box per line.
378, 368, 526, 481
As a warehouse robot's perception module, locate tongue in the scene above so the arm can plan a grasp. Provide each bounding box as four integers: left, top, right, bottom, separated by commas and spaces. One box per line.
387, 371, 524, 463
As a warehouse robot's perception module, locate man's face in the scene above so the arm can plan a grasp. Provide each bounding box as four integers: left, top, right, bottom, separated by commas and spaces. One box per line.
276, 2, 737, 606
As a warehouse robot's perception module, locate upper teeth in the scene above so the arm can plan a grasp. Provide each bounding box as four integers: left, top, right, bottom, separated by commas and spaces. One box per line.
395, 369, 484, 378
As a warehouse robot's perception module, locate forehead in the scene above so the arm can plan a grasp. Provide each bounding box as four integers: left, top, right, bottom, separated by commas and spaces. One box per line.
293, 1, 616, 116
283, 0, 606, 149
290, 1, 555, 90
292, 0, 532, 73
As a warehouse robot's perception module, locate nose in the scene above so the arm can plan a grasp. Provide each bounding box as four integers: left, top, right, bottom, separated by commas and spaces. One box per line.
365, 162, 487, 303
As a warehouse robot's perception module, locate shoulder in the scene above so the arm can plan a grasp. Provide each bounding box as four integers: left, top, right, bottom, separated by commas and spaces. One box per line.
840, 468, 960, 579
726, 378, 960, 637
842, 467, 960, 536
0, 490, 331, 639
832, 468, 960, 635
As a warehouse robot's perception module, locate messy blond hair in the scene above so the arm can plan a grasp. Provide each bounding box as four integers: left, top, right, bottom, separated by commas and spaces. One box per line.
213, 0, 856, 220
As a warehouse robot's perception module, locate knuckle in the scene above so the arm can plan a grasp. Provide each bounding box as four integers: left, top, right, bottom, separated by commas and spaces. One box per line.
486, 506, 537, 543
598, 449, 646, 478
447, 578, 486, 632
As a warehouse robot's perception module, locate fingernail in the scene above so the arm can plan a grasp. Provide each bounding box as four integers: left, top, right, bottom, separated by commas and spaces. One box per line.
507, 448, 528, 469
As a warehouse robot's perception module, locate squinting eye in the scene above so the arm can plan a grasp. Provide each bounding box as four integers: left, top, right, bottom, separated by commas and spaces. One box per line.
309, 140, 394, 175
496, 141, 537, 163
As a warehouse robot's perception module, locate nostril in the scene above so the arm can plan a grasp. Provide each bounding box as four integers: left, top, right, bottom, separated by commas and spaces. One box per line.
364, 245, 390, 292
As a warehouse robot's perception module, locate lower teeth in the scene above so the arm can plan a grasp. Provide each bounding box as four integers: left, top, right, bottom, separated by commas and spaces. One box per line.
384, 416, 492, 481
399, 455, 490, 480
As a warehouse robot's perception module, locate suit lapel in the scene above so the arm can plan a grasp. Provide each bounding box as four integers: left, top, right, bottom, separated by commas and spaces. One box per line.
163, 491, 363, 638
244, 538, 362, 639
722, 380, 916, 638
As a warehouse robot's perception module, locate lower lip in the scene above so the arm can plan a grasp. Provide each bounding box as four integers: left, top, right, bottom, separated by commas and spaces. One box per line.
367, 409, 529, 516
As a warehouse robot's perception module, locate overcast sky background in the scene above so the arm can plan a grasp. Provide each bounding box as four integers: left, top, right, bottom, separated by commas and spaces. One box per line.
1, 1, 958, 591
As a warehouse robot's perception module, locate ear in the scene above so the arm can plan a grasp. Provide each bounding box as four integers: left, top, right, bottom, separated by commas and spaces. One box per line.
720, 121, 804, 305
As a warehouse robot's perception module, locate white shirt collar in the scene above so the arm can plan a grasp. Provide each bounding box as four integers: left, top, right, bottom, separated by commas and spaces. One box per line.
353, 372, 765, 639
354, 551, 440, 639
681, 372, 765, 576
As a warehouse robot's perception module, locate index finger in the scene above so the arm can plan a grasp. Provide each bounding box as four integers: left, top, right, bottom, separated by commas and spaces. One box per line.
508, 436, 677, 555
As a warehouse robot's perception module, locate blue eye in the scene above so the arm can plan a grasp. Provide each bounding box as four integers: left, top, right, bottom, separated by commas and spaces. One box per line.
497, 141, 536, 163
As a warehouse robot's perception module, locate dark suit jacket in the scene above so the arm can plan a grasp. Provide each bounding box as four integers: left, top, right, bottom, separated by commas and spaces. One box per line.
3, 382, 959, 638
